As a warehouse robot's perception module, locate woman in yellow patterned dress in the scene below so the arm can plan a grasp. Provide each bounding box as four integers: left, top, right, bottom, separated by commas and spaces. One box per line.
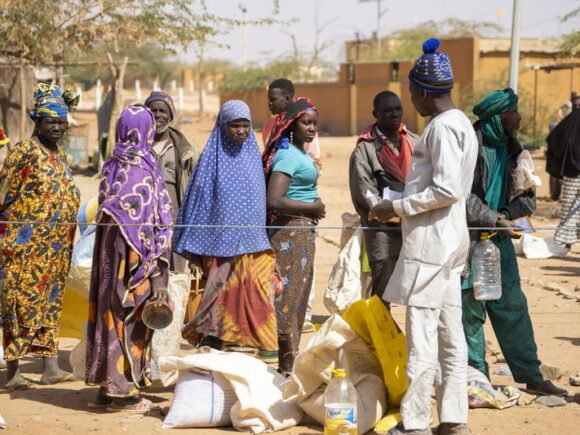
0, 83, 80, 390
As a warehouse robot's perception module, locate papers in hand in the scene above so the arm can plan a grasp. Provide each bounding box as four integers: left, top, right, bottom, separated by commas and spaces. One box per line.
383, 187, 403, 201
512, 217, 534, 233
366, 188, 403, 209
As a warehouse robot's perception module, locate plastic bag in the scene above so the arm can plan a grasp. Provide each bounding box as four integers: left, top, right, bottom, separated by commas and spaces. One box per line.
467, 366, 521, 409
69, 338, 86, 379
150, 272, 190, 386
511, 150, 541, 199
374, 408, 402, 434
60, 225, 95, 339
513, 234, 569, 259
324, 228, 365, 315
343, 296, 408, 407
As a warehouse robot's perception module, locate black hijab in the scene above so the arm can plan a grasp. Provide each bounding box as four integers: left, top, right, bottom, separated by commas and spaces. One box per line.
546, 109, 580, 178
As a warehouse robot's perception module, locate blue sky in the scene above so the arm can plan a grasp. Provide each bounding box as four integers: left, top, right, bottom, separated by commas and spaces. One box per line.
201, 0, 578, 64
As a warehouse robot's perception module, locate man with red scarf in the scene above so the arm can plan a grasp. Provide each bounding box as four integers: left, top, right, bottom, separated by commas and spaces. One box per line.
349, 91, 418, 296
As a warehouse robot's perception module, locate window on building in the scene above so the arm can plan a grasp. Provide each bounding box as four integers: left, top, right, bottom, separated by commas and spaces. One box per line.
391, 63, 400, 81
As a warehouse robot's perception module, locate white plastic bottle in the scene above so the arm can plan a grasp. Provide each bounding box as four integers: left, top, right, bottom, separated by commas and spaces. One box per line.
324, 368, 358, 435
472, 233, 502, 300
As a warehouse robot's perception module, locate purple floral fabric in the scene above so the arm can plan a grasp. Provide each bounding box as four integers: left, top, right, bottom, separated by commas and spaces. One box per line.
98, 105, 173, 288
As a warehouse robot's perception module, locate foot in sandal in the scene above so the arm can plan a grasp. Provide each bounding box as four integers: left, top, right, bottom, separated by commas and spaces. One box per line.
88, 387, 113, 409
107, 397, 158, 413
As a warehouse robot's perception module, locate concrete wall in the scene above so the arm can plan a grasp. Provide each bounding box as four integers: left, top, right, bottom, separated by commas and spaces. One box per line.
439, 38, 476, 95
222, 62, 402, 137
295, 82, 351, 136
476, 52, 580, 134
221, 82, 352, 137
221, 36, 580, 139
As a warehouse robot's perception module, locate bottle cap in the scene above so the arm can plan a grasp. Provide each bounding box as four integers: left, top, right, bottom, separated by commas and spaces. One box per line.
480, 231, 497, 240
332, 368, 346, 378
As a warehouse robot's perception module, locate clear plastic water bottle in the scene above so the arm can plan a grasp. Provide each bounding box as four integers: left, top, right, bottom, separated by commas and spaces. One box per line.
324, 367, 358, 435
472, 233, 502, 300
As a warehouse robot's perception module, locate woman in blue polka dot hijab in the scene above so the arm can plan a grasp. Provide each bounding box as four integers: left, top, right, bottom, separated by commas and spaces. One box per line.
173, 100, 278, 362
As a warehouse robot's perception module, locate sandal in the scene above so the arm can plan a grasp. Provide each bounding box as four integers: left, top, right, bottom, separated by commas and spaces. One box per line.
88, 389, 113, 409
525, 380, 568, 397
5, 378, 33, 392
107, 397, 158, 413
40, 372, 75, 385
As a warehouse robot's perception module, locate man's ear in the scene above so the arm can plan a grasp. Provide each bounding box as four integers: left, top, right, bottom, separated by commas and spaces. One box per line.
372, 109, 378, 120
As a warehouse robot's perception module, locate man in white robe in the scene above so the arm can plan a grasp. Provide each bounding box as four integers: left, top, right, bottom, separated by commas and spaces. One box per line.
371, 38, 478, 435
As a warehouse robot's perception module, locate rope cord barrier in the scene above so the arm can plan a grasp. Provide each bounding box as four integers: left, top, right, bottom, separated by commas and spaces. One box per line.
0, 220, 574, 232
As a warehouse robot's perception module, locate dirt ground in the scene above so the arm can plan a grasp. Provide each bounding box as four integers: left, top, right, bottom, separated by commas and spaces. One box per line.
0, 116, 578, 434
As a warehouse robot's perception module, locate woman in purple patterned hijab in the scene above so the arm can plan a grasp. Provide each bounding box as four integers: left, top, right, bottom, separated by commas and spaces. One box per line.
86, 104, 173, 412
98, 104, 173, 288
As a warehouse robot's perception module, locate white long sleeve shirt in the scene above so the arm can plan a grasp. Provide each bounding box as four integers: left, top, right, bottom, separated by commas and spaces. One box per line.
383, 109, 478, 308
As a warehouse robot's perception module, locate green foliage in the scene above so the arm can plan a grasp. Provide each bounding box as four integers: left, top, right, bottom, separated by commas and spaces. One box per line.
220, 59, 301, 93
0, 0, 204, 64
384, 18, 503, 61
458, 73, 556, 150
561, 32, 580, 56
560, 7, 580, 56
66, 43, 183, 90
0, 0, 283, 65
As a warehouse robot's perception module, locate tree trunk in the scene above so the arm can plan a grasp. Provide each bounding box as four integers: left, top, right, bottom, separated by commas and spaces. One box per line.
105, 54, 128, 161
19, 57, 26, 141
196, 40, 206, 117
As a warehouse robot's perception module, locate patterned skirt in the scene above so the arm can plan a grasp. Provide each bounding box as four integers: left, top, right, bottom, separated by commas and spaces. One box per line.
182, 251, 278, 354
1, 248, 72, 360
555, 175, 580, 246
268, 215, 316, 373
85, 219, 164, 397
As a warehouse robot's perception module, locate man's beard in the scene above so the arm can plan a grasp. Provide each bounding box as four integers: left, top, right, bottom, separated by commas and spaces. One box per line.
156, 123, 170, 135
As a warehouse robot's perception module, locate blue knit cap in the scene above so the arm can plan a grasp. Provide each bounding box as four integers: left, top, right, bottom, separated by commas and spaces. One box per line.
409, 38, 454, 93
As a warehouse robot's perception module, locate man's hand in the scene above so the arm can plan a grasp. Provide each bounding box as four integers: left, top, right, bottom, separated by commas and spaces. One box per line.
370, 199, 396, 221
496, 216, 522, 239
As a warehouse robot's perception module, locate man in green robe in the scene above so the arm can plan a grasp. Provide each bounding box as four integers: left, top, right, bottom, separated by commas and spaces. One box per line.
461, 88, 567, 397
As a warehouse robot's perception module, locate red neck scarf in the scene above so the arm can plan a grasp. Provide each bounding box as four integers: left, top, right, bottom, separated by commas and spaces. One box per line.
358, 123, 414, 182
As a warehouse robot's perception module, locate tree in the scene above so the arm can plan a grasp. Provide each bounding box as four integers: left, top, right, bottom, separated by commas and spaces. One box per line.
560, 7, 580, 56
282, 10, 337, 81
0, 0, 206, 65
220, 59, 301, 94
0, 0, 207, 146
385, 18, 503, 61
458, 72, 555, 149
66, 43, 183, 90
0, 0, 282, 150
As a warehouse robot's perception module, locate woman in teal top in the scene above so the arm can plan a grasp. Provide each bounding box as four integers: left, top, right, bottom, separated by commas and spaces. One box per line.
264, 98, 326, 375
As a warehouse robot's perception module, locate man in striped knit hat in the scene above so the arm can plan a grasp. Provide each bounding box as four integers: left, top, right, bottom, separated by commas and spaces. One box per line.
372, 38, 477, 435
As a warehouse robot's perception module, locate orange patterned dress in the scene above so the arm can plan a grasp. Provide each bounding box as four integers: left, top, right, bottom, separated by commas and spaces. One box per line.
0, 139, 80, 360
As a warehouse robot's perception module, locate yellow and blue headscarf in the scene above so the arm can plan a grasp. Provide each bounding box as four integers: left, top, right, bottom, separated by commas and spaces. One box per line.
29, 82, 79, 121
